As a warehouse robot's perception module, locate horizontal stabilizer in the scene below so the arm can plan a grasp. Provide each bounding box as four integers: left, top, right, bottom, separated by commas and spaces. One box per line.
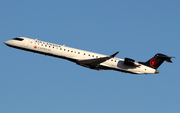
156, 54, 175, 63
165, 56, 175, 63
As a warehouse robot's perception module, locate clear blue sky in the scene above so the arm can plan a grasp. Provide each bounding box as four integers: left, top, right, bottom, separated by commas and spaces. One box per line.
1, 0, 180, 113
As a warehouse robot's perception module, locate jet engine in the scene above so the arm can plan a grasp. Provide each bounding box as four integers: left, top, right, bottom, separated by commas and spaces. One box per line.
124, 58, 136, 66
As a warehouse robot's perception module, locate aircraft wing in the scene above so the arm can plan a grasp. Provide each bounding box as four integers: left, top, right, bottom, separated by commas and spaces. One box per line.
77, 51, 119, 67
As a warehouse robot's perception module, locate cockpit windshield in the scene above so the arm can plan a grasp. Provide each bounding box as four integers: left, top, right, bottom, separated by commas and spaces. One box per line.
12, 38, 24, 41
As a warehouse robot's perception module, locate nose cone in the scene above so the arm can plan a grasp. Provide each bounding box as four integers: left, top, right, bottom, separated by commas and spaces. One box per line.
4, 41, 8, 44
4, 40, 13, 46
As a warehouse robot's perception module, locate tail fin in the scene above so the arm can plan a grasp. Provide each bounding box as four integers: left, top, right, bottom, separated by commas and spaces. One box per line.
139, 53, 174, 69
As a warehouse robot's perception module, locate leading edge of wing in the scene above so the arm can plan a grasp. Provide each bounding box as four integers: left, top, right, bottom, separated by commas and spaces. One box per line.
76, 51, 119, 67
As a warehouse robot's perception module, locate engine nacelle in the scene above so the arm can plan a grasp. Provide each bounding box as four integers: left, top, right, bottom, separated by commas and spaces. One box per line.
124, 58, 135, 66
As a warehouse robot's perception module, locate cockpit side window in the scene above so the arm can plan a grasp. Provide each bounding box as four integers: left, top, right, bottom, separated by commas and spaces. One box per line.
12, 38, 24, 41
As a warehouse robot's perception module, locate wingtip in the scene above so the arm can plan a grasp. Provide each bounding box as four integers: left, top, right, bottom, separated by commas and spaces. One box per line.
110, 51, 119, 57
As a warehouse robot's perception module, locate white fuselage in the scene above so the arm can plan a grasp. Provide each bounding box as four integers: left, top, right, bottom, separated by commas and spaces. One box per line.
4, 37, 157, 74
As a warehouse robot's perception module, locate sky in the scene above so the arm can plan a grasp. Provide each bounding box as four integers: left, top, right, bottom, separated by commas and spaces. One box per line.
0, 0, 180, 113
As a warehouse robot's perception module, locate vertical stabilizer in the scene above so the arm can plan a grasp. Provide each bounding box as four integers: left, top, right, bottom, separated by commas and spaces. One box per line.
139, 53, 173, 69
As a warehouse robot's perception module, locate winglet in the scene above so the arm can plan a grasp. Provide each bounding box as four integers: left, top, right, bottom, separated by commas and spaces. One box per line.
110, 51, 119, 57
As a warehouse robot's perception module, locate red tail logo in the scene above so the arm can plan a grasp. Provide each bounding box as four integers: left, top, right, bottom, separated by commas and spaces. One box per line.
150, 58, 160, 68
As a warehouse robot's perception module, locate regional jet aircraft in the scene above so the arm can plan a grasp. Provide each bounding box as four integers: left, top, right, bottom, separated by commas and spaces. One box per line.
4, 37, 174, 74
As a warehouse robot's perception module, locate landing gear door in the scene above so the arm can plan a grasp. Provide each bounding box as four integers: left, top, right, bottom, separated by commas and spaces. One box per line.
23, 38, 29, 47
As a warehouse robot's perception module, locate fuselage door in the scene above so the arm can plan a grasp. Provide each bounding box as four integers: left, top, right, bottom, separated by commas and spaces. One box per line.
23, 38, 29, 47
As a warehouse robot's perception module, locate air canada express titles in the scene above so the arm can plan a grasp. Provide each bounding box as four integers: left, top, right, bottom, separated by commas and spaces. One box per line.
35, 40, 62, 52
35, 40, 61, 48
38, 47, 51, 51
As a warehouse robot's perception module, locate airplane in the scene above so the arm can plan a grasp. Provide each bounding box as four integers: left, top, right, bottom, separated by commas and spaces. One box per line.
4, 37, 174, 74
